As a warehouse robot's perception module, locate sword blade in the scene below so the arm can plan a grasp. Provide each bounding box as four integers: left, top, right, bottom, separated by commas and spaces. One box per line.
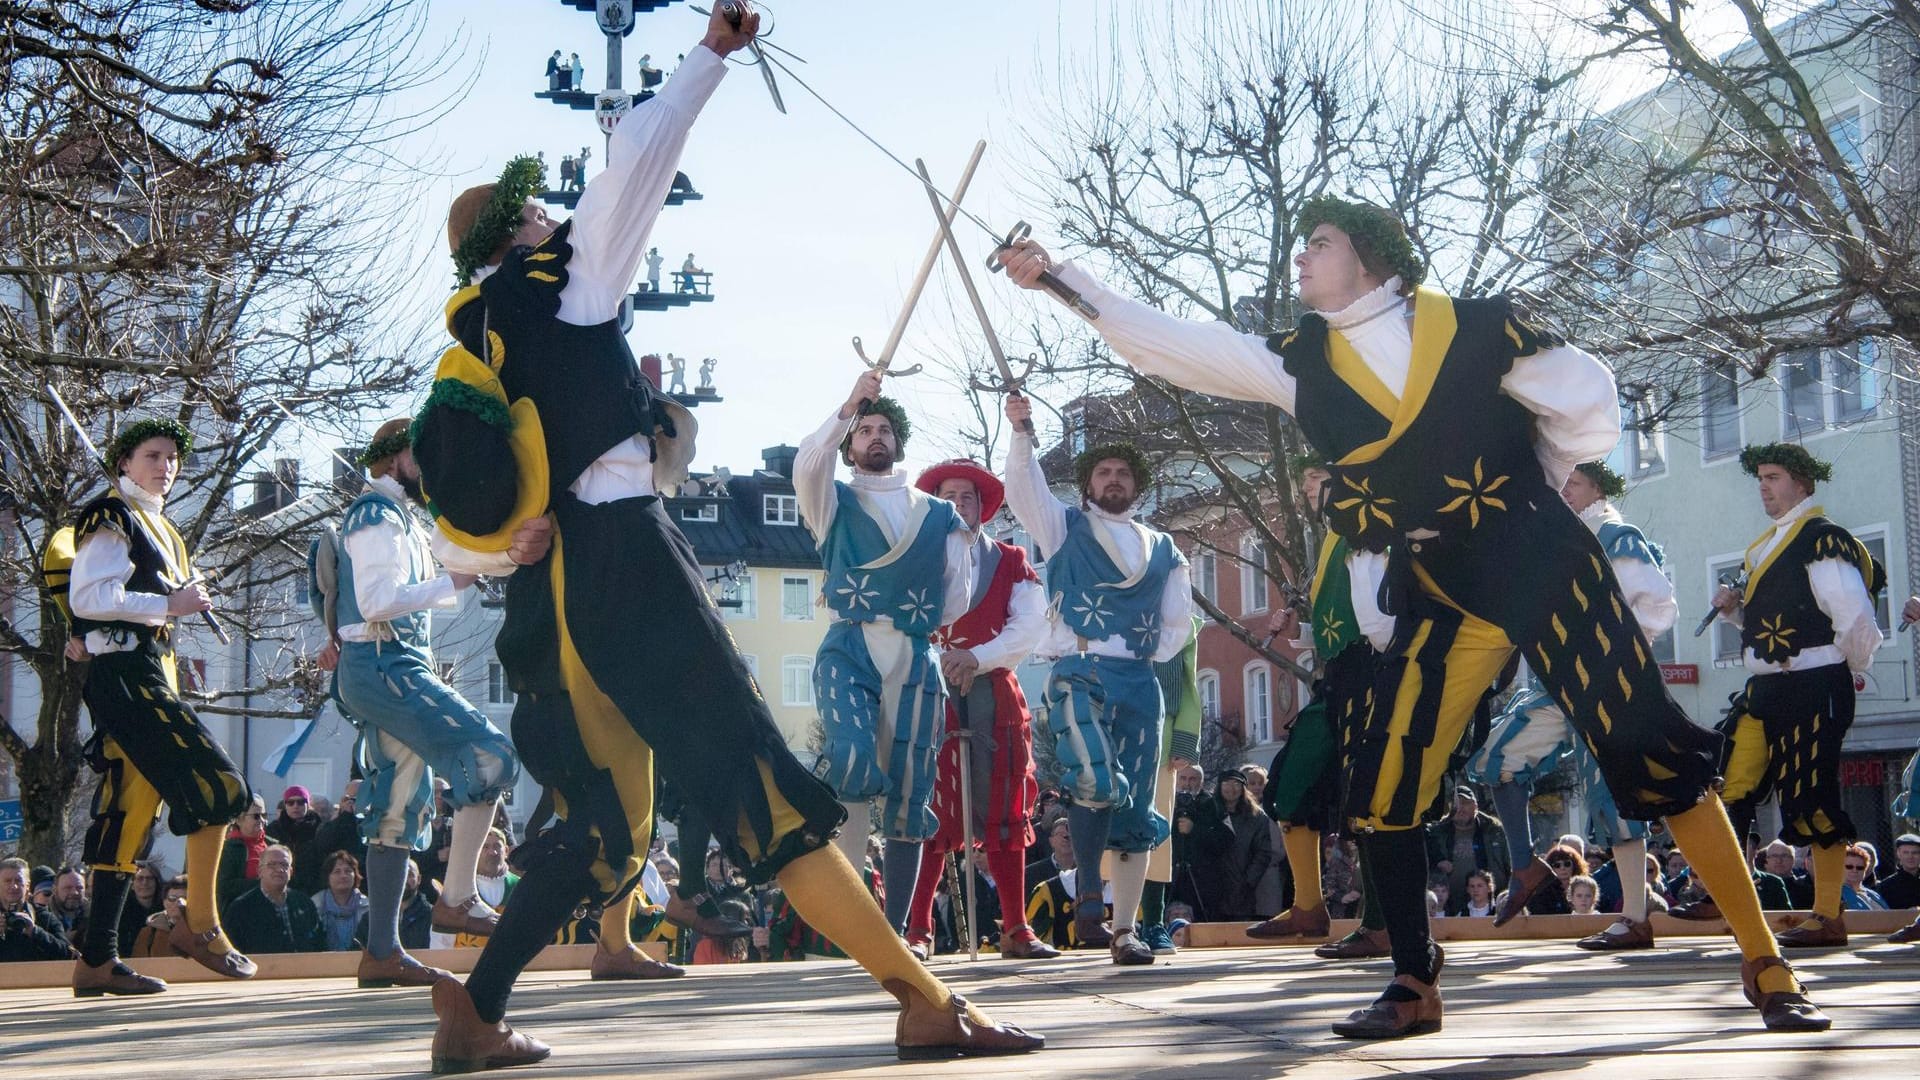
915, 159, 1038, 448
871, 140, 985, 373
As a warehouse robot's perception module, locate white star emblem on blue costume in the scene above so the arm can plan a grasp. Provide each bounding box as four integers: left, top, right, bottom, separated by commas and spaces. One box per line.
836, 572, 880, 611
1071, 593, 1110, 631
898, 587, 935, 625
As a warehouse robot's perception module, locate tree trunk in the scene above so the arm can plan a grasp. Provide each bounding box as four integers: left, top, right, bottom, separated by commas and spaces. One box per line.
14, 669, 88, 867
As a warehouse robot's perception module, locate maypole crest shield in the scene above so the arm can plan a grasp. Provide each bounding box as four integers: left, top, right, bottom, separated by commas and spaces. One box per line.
595, 0, 635, 36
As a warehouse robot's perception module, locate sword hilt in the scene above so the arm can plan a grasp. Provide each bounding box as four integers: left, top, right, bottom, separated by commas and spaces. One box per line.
987, 222, 1100, 319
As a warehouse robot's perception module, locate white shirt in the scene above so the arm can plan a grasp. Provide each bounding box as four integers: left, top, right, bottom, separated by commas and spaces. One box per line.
337, 475, 459, 642
70, 477, 175, 651
1580, 500, 1679, 640
1292, 547, 1394, 661
950, 532, 1049, 673
1720, 494, 1883, 673
1002, 434, 1194, 663
794, 406, 974, 628
1050, 265, 1622, 490
437, 45, 727, 580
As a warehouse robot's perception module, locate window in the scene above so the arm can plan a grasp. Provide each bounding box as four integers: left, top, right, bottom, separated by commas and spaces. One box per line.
1194, 549, 1218, 605
1831, 340, 1881, 422
1243, 662, 1272, 744
1708, 556, 1745, 663
722, 570, 757, 619
1066, 404, 1087, 457
487, 662, 514, 705
1700, 369, 1741, 460
763, 493, 798, 526
781, 656, 814, 707
781, 575, 814, 621
1824, 107, 1865, 198
1196, 670, 1220, 722
1239, 535, 1269, 614
1858, 531, 1892, 636
740, 654, 759, 679
1781, 348, 1826, 438
681, 503, 718, 523
1649, 626, 1677, 665
1697, 174, 1734, 260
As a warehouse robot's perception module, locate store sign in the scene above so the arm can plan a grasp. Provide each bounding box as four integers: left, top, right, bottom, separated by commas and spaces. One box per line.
1659, 663, 1699, 685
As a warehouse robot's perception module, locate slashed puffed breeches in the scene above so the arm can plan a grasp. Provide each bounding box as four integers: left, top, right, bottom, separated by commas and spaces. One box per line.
1347, 504, 1718, 833
812, 619, 944, 843
1044, 654, 1169, 853
1719, 664, 1856, 847
335, 638, 519, 851
82, 643, 251, 873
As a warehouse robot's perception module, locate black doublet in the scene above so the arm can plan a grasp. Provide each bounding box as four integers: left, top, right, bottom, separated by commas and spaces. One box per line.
1262, 295, 1719, 824
1739, 517, 1880, 665
426, 225, 842, 892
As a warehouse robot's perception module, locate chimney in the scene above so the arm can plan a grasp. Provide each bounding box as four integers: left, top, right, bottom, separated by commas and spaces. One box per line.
641, 353, 663, 389
761, 445, 797, 479
273, 458, 298, 508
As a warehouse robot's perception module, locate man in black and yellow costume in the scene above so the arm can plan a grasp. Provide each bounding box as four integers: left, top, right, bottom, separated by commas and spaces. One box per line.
996, 197, 1829, 1037
412, 6, 1039, 1072
67, 418, 255, 995
1711, 443, 1883, 949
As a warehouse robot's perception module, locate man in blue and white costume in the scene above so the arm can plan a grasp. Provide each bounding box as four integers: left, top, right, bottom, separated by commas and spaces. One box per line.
1468, 460, 1676, 949
795, 369, 973, 939
1003, 394, 1193, 966
328, 418, 520, 987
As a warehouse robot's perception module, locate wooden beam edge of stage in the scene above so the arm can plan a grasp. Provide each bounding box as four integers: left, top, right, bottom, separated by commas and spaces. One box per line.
1183, 907, 1919, 948
0, 941, 667, 991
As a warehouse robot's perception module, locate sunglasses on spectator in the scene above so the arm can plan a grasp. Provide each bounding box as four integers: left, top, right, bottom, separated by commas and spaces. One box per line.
285, 798, 308, 805
1548, 858, 1575, 869
1844, 863, 1866, 871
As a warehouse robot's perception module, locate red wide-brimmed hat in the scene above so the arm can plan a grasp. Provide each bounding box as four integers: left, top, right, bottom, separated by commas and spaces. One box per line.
915, 458, 1004, 522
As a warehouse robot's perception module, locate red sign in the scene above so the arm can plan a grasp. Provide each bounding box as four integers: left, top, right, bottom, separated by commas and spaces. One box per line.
1659, 663, 1699, 685
1840, 759, 1886, 787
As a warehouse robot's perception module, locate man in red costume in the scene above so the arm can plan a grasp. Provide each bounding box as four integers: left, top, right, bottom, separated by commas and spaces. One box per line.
904, 459, 1059, 960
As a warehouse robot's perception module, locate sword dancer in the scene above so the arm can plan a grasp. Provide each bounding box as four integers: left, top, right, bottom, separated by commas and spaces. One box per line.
1002, 398, 1194, 966
67, 418, 255, 995
1467, 460, 1677, 950
901, 459, 1056, 960
1248, 458, 1392, 943
997, 198, 1828, 1035
325, 420, 522, 988
414, 7, 1037, 1069
1712, 444, 1883, 950
795, 374, 972, 939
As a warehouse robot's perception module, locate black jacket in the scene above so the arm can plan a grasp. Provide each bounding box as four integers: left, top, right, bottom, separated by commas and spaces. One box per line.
0, 907, 73, 961
224, 886, 325, 954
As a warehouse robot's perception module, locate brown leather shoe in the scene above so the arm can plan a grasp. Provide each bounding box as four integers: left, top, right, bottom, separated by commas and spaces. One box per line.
904, 933, 931, 963
430, 977, 552, 1074
431, 894, 500, 938
1775, 912, 1847, 948
1315, 928, 1391, 959
1494, 856, 1553, 927
1740, 955, 1831, 1032
358, 949, 453, 989
1246, 904, 1331, 939
1072, 894, 1111, 948
1109, 927, 1154, 966
166, 921, 256, 979
663, 891, 753, 938
1888, 913, 1920, 944
1576, 917, 1655, 951
589, 943, 685, 980
1668, 899, 1723, 921
1332, 947, 1445, 1039
999, 927, 1061, 960
72, 958, 166, 998
885, 978, 1044, 1059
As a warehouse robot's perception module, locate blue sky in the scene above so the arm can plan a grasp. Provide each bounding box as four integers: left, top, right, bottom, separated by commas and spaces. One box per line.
357, 0, 1103, 477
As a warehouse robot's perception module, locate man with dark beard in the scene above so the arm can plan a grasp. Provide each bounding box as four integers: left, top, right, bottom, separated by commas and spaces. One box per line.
795, 370, 973, 942
1002, 396, 1193, 965
323, 418, 522, 989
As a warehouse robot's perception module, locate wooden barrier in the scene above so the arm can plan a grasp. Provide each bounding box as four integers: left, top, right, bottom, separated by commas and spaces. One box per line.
1183, 907, 1918, 948
0, 940, 668, 991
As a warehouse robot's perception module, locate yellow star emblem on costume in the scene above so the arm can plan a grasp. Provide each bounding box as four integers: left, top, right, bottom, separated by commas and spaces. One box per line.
1439, 457, 1510, 528
1331, 475, 1395, 532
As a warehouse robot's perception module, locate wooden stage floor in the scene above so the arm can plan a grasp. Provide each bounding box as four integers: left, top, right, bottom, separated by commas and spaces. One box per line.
1, 934, 1914, 1078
